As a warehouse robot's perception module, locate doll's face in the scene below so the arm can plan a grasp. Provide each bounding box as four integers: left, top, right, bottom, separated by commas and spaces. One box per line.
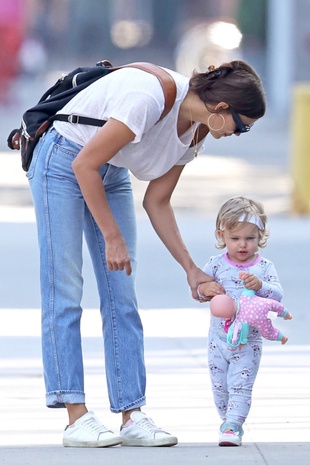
210, 295, 236, 319
218, 222, 259, 264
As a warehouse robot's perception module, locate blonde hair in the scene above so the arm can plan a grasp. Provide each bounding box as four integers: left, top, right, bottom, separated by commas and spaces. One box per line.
215, 196, 269, 249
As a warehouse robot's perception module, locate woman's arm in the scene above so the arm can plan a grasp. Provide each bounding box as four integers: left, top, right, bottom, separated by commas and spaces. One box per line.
72, 118, 135, 275
143, 165, 214, 299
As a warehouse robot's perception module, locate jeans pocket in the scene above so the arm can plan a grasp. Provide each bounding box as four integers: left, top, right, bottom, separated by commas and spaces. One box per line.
26, 134, 45, 180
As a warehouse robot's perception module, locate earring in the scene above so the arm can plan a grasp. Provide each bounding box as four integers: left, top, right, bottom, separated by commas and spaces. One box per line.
207, 113, 225, 131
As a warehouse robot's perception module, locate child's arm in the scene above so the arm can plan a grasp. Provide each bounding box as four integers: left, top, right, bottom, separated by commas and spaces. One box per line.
240, 260, 284, 302
256, 261, 284, 301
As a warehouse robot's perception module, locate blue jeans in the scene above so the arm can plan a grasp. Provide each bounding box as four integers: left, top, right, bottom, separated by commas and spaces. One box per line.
28, 128, 146, 412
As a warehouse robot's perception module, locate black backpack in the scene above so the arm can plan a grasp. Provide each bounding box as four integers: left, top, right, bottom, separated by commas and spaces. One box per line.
7, 60, 177, 172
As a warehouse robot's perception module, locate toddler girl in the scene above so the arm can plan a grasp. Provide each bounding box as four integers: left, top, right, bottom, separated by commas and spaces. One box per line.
198, 196, 285, 446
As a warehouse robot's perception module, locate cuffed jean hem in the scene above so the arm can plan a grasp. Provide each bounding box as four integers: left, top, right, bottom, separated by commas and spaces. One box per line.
110, 395, 146, 414
46, 390, 85, 408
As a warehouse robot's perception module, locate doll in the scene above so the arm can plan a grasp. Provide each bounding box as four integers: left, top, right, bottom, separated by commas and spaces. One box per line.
210, 289, 292, 349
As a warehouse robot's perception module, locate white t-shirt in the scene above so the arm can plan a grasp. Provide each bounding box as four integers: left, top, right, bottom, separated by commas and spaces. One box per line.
54, 67, 202, 181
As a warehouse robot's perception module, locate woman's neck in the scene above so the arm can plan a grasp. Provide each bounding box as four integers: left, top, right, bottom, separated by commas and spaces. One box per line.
179, 90, 195, 123
178, 91, 210, 139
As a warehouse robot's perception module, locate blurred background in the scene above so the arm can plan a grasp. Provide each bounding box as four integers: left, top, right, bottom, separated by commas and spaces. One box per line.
1, 0, 310, 119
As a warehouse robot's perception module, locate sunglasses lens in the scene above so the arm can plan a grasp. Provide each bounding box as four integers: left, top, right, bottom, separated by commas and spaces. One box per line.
231, 111, 251, 134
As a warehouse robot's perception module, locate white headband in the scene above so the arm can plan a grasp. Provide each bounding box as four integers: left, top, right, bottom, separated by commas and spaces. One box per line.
238, 213, 263, 230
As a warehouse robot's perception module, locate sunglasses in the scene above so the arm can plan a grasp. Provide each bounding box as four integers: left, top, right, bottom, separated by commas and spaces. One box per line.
231, 109, 253, 134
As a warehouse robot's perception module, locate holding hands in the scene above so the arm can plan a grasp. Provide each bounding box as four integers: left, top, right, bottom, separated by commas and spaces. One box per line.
197, 280, 226, 301
196, 271, 262, 301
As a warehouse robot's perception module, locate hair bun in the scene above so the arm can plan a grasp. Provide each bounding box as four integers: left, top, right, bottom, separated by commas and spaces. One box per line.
206, 65, 222, 78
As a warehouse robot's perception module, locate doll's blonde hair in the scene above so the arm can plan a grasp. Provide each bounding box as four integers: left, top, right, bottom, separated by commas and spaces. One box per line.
215, 196, 269, 249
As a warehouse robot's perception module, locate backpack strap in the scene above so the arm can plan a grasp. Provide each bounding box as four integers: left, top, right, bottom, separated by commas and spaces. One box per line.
49, 113, 105, 127
117, 62, 177, 120
50, 62, 177, 129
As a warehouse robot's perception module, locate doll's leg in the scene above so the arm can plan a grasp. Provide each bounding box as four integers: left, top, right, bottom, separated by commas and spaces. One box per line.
260, 321, 287, 343
282, 310, 293, 320
272, 303, 292, 320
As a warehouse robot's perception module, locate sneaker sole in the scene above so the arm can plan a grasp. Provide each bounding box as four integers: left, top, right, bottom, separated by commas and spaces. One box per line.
218, 433, 242, 447
219, 440, 240, 447
63, 436, 123, 448
121, 437, 178, 447
218, 436, 241, 447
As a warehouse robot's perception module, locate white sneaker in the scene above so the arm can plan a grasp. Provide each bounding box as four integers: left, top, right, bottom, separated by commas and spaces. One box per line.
120, 411, 178, 447
218, 422, 243, 447
63, 411, 123, 448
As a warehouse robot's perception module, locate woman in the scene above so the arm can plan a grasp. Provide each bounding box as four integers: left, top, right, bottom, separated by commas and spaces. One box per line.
28, 60, 266, 448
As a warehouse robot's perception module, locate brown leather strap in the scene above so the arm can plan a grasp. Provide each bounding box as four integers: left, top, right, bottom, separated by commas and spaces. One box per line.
112, 62, 177, 120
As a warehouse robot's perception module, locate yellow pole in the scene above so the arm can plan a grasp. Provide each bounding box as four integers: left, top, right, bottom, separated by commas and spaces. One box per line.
291, 84, 310, 214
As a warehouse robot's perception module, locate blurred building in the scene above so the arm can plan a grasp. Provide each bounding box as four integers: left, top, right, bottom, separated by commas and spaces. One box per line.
267, 0, 310, 117
19, 0, 245, 67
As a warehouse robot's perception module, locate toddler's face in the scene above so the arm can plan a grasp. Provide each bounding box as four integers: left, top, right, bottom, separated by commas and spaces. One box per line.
219, 222, 259, 263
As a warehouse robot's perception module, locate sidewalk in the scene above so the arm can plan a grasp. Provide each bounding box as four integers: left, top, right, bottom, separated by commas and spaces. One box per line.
0, 308, 309, 464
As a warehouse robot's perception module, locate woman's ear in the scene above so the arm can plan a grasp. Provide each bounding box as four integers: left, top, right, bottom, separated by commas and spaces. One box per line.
215, 102, 229, 111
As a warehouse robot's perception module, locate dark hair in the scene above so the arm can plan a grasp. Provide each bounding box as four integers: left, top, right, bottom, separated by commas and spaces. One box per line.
189, 60, 266, 118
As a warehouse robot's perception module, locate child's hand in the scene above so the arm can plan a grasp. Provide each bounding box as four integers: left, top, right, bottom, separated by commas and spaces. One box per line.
198, 282, 225, 301
239, 271, 262, 291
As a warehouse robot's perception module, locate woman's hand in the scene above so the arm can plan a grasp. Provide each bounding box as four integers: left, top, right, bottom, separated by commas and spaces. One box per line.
187, 267, 212, 300
105, 233, 132, 275
197, 281, 226, 301
187, 267, 225, 301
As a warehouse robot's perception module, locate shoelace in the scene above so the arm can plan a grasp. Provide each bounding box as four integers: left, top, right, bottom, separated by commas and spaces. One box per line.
136, 417, 164, 434
82, 417, 109, 434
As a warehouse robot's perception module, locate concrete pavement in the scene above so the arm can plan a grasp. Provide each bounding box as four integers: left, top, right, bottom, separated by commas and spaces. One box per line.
0, 305, 309, 464
0, 114, 310, 464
